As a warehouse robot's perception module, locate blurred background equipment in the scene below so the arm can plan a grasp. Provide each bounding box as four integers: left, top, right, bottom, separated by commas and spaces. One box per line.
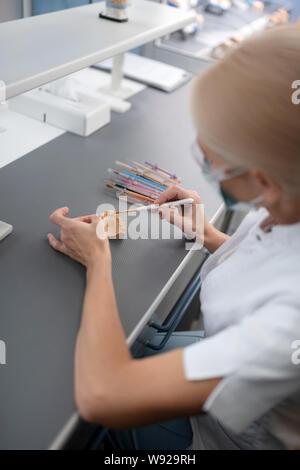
156, 0, 294, 61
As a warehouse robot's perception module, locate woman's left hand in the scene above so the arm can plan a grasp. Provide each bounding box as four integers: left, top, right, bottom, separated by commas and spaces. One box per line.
48, 207, 111, 269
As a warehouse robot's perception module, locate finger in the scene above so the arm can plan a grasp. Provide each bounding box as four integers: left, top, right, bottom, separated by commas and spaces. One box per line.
74, 215, 93, 224
96, 219, 109, 241
155, 185, 189, 206
50, 207, 74, 229
150, 205, 160, 214
159, 206, 183, 228
158, 208, 199, 240
47, 233, 68, 254
91, 214, 101, 224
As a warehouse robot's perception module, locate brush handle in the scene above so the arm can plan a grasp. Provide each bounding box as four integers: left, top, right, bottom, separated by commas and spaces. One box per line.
159, 198, 194, 209
116, 198, 194, 215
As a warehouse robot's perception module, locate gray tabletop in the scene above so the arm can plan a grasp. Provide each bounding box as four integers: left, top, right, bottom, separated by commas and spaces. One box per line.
0, 82, 222, 449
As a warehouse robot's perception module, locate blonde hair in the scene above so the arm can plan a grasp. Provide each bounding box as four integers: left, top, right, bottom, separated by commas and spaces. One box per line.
192, 25, 300, 195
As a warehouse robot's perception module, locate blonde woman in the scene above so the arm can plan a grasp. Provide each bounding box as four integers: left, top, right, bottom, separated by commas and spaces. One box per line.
48, 25, 300, 450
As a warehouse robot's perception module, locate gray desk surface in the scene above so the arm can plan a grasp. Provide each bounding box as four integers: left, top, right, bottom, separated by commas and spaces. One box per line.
0, 82, 222, 450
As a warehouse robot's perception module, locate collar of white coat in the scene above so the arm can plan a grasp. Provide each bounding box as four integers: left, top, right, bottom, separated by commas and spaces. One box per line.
256, 208, 300, 249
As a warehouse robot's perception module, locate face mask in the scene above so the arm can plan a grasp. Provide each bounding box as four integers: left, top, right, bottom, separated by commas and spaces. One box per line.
220, 187, 264, 212
191, 140, 264, 212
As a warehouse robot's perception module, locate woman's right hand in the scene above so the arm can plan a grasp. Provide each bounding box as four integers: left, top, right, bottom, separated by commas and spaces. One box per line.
155, 185, 208, 244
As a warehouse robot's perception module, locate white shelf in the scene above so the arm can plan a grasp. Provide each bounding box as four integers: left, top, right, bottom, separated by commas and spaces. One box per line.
0, 1, 195, 100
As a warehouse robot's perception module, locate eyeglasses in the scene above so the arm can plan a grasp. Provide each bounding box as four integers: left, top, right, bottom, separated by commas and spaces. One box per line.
191, 140, 247, 182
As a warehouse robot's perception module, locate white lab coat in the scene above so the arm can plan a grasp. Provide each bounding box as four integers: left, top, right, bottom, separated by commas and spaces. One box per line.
183, 208, 300, 450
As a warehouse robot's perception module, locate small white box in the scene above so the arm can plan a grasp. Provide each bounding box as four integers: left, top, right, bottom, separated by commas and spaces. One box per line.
9, 88, 111, 137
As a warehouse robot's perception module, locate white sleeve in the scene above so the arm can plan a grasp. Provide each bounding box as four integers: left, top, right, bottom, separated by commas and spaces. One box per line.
183, 301, 300, 433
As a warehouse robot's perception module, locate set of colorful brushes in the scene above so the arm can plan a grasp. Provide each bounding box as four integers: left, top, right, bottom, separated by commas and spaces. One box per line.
106, 161, 181, 205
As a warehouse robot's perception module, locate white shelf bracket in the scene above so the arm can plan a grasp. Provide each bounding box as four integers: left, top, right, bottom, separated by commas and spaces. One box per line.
97, 53, 145, 112
110, 53, 125, 93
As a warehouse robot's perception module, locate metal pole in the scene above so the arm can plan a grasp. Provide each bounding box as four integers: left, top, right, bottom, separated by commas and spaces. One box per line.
110, 53, 125, 92
22, 0, 32, 18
